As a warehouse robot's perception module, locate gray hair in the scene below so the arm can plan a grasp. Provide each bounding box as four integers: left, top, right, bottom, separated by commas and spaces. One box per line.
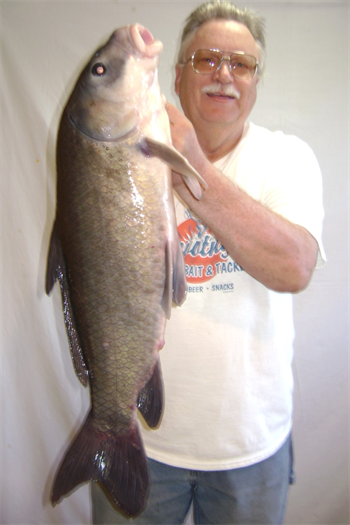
177, 0, 266, 77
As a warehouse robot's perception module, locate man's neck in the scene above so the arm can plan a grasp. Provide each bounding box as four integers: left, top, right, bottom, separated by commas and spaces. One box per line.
195, 122, 245, 163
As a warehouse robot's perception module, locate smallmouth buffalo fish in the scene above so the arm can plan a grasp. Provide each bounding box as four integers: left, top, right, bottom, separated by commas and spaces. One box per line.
46, 24, 207, 517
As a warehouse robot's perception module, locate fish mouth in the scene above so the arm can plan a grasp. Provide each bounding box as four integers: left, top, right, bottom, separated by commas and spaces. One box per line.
110, 24, 163, 60
129, 24, 163, 59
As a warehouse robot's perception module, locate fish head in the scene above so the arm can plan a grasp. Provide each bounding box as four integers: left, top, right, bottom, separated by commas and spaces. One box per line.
67, 24, 164, 142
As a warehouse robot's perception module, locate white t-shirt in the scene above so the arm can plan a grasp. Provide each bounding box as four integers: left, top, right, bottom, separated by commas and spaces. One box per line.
140, 122, 326, 470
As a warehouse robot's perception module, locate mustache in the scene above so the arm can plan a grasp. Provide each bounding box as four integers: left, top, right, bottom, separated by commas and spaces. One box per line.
201, 83, 241, 99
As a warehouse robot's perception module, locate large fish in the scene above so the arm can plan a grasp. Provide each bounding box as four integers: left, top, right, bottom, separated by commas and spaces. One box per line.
46, 24, 206, 517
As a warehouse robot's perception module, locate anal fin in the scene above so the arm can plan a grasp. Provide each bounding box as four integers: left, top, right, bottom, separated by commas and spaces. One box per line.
137, 359, 163, 429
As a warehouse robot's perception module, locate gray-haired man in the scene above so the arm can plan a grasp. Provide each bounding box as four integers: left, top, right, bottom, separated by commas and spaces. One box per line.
93, 2, 325, 523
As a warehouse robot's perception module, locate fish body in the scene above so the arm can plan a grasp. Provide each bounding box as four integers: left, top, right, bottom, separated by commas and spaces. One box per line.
46, 25, 206, 517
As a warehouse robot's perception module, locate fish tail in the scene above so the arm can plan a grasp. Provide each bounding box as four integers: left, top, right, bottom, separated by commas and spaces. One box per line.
51, 414, 150, 518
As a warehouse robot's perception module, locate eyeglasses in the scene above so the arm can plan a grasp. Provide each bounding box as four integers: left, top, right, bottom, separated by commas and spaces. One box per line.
181, 49, 259, 79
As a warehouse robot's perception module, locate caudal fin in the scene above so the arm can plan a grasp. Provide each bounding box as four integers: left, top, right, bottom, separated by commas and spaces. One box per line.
51, 414, 149, 517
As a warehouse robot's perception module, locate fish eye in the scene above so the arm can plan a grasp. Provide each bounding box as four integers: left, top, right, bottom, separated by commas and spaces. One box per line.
92, 63, 106, 76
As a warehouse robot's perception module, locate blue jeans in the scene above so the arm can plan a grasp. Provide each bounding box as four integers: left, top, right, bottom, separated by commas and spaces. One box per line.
92, 434, 294, 524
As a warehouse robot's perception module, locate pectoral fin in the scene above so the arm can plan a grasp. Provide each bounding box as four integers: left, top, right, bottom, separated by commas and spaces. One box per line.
141, 137, 208, 200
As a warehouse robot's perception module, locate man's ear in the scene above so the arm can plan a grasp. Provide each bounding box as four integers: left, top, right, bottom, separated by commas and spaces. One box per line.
175, 65, 183, 95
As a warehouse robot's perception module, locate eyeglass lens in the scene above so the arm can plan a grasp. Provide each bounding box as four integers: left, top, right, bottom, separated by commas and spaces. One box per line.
192, 49, 257, 78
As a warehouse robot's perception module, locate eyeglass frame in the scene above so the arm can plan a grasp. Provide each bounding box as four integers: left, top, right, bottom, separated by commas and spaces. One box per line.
180, 48, 259, 79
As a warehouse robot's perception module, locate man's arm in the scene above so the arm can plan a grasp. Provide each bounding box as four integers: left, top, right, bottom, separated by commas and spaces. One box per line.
166, 103, 319, 293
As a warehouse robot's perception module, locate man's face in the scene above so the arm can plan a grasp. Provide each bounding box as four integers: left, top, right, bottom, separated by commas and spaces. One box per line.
175, 19, 260, 134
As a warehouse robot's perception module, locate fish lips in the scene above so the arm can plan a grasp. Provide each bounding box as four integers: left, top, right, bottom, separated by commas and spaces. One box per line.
111, 24, 163, 60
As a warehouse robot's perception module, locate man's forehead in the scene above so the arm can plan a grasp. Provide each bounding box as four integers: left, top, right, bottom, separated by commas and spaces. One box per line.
188, 19, 258, 56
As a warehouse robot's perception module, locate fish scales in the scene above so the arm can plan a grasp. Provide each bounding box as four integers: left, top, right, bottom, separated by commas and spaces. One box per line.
57, 117, 168, 428
46, 23, 206, 518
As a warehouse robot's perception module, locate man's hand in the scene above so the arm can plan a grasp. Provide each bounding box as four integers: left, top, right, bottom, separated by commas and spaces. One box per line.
166, 102, 197, 160
166, 102, 210, 192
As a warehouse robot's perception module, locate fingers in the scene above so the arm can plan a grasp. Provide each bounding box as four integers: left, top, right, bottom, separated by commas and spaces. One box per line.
165, 101, 181, 126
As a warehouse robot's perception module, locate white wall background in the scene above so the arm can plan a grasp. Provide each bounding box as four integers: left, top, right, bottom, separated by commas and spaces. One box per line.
1, 1, 348, 524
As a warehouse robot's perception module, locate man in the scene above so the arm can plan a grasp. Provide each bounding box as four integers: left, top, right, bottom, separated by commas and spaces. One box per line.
92, 1, 326, 523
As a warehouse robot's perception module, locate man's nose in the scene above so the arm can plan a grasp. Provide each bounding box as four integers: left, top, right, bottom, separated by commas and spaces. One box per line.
213, 58, 234, 83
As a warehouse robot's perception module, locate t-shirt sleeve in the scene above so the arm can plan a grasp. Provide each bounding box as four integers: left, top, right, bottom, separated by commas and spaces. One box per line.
261, 133, 326, 268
